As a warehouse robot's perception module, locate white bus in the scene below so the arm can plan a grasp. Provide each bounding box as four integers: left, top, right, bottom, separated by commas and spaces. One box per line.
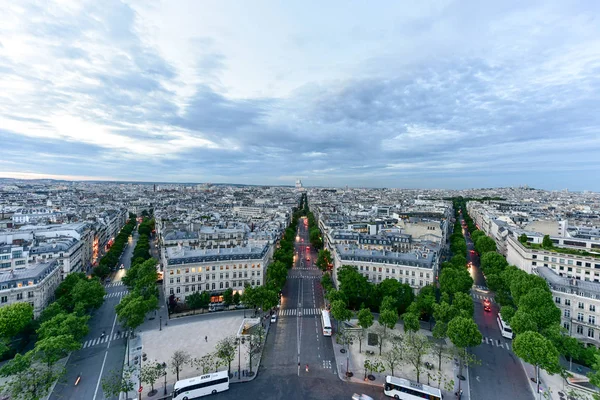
497, 313, 513, 339
384, 376, 442, 400
321, 309, 332, 336
173, 371, 229, 399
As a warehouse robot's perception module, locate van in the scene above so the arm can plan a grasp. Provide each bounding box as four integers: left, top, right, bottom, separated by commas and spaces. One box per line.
209, 303, 225, 312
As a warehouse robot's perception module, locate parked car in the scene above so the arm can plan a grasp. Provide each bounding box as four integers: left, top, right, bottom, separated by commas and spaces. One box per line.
270, 314, 277, 323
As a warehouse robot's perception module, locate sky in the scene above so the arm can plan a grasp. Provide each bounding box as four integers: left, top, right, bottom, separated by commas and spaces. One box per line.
1, 0, 600, 190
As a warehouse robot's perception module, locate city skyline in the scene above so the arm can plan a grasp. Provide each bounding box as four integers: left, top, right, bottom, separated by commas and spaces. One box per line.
2, 1, 600, 190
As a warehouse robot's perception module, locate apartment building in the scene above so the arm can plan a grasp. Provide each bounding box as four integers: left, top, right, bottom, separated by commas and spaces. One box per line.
0, 244, 28, 269
332, 245, 437, 293
536, 266, 600, 348
0, 260, 61, 317
506, 236, 600, 282
162, 243, 272, 304
28, 237, 84, 278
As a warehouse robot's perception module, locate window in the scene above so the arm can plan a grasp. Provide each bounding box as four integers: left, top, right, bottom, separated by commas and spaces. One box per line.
176, 277, 180, 283
169, 278, 174, 284
185, 286, 189, 293
555, 297, 561, 304
578, 313, 584, 322
16, 293, 22, 300
0, 296, 6, 303
579, 302, 585, 309
589, 316, 596, 325
591, 305, 596, 312
565, 299, 571, 306
169, 288, 174, 295
28, 291, 33, 298
563, 322, 570, 331
577, 262, 582, 267
176, 287, 180, 294
564, 309, 570, 318
212, 283, 216, 290
589, 328, 595, 338
577, 325, 584, 334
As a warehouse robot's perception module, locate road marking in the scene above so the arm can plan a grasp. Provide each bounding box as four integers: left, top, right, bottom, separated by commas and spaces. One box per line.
93, 313, 118, 400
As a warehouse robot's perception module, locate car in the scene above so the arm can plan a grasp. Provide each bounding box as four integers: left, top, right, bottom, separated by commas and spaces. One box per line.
120, 264, 125, 269
306, 256, 310, 261
306, 246, 310, 251
483, 299, 491, 312
352, 394, 374, 400
270, 315, 277, 323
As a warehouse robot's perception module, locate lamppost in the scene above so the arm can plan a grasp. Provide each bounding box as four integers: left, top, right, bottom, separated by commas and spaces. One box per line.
159, 315, 162, 331
235, 337, 245, 379
161, 362, 167, 395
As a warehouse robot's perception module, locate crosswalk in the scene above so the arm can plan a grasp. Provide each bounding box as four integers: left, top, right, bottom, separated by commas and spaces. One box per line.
104, 291, 128, 299
473, 285, 488, 291
294, 267, 317, 271
106, 281, 124, 288
82, 331, 130, 349
288, 275, 321, 280
472, 294, 494, 303
481, 336, 512, 351
278, 308, 322, 316
322, 360, 332, 369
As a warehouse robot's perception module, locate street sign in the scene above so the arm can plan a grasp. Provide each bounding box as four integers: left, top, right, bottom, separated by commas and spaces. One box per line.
138, 386, 143, 393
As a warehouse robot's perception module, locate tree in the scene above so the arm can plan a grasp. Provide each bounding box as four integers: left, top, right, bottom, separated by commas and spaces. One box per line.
447, 316, 482, 392
517, 287, 561, 333
170, 350, 191, 381
450, 254, 468, 270
402, 312, 420, 336
330, 300, 352, 332
439, 267, 473, 298
34, 335, 81, 370
185, 292, 206, 313
193, 353, 216, 375
475, 236, 497, 255
357, 307, 374, 353
232, 292, 241, 306
480, 252, 508, 275
316, 249, 333, 272
509, 309, 538, 335
519, 234, 529, 244
363, 357, 385, 380
216, 337, 236, 376
513, 331, 561, 398
471, 230, 485, 243
375, 279, 414, 314
266, 260, 288, 290
253, 286, 279, 314
377, 309, 398, 355
452, 292, 474, 318
116, 293, 155, 333
382, 340, 403, 376
37, 312, 90, 342
405, 333, 431, 383
71, 278, 106, 313
337, 265, 372, 310
222, 288, 234, 306
140, 363, 163, 395
409, 285, 436, 326
0, 352, 64, 400
500, 305, 516, 323
0, 303, 33, 339
542, 235, 554, 249
432, 321, 449, 370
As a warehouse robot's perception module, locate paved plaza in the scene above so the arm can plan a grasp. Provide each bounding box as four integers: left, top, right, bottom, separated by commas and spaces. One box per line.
130, 312, 264, 400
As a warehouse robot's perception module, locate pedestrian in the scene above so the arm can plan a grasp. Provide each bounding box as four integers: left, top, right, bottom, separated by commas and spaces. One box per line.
205, 335, 208, 342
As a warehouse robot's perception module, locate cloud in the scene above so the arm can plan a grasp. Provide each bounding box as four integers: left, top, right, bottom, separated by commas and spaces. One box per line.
1, 1, 599, 189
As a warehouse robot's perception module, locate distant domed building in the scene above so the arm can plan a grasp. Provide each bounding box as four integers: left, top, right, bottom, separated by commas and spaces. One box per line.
295, 179, 304, 191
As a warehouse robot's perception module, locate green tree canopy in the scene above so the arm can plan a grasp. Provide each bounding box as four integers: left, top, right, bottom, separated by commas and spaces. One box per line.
480, 252, 508, 275
37, 312, 89, 342
513, 331, 561, 375
402, 312, 420, 335
475, 235, 497, 255
447, 316, 482, 350
0, 303, 33, 339
337, 265, 372, 310
439, 267, 473, 298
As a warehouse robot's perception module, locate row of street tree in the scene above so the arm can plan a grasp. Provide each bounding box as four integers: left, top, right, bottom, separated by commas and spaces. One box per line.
0, 272, 106, 400
93, 214, 137, 279
458, 201, 600, 393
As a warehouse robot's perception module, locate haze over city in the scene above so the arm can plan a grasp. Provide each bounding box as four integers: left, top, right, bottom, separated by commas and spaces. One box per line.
2, 0, 600, 190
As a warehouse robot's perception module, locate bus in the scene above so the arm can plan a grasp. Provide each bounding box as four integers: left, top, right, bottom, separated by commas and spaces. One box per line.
321, 309, 332, 336
497, 313, 513, 339
384, 376, 442, 400
173, 371, 229, 399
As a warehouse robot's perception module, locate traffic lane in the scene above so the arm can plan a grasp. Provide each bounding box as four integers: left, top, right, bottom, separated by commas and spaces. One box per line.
264, 308, 299, 377
216, 375, 387, 400
470, 344, 532, 400
473, 302, 502, 341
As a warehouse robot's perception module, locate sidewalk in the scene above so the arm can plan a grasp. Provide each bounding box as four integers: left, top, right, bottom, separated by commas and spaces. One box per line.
331, 320, 469, 400
121, 312, 270, 400
521, 359, 598, 400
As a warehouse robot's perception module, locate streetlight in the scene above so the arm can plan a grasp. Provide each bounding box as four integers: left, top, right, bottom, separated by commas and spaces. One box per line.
236, 337, 245, 379
159, 315, 162, 331
161, 362, 167, 395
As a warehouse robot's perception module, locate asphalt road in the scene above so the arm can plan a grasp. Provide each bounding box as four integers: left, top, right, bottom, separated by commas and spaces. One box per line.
212, 217, 387, 400
461, 219, 532, 400
49, 231, 137, 400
